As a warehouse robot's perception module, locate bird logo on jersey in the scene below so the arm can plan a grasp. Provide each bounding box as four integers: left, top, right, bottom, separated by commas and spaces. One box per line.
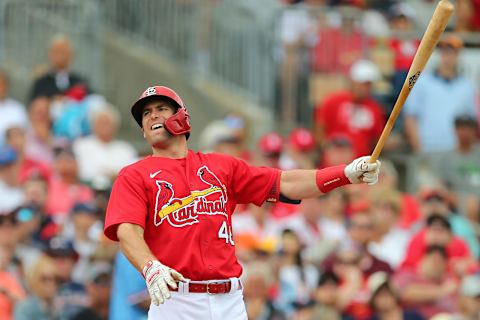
152, 166, 228, 228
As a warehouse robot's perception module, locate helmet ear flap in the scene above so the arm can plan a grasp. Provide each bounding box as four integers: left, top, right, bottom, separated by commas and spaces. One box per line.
164, 108, 191, 138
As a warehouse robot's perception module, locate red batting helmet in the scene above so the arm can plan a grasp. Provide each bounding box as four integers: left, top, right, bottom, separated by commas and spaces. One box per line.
131, 86, 191, 138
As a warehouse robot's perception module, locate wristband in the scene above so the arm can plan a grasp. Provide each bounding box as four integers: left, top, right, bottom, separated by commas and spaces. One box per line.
142, 260, 154, 278
315, 165, 350, 193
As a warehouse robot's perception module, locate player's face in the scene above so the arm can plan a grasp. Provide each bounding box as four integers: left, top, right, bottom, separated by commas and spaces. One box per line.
141, 100, 176, 146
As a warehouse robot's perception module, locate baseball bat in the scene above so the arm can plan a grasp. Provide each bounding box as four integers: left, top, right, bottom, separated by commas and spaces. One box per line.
369, 0, 454, 162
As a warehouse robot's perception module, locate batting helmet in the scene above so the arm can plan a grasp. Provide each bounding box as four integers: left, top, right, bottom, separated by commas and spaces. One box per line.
131, 86, 191, 138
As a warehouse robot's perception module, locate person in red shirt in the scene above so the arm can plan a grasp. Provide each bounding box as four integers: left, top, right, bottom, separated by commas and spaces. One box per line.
401, 214, 473, 274
314, 60, 386, 157
103, 86, 382, 320
387, 3, 421, 103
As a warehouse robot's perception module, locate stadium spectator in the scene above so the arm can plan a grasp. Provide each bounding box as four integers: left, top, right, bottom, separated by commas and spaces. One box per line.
416, 187, 480, 260
387, 3, 420, 104
24, 97, 55, 166
314, 59, 385, 157
311, 6, 368, 75
0, 146, 23, 213
198, 120, 243, 157
72, 268, 112, 320
44, 146, 94, 220
73, 105, 137, 185
367, 272, 424, 320
278, 128, 316, 170
256, 132, 285, 168
13, 254, 58, 320
433, 115, 480, 198
308, 270, 354, 320
44, 237, 89, 320
276, 229, 319, 316
368, 189, 412, 268
401, 214, 474, 275
0, 218, 26, 320
242, 261, 285, 320
368, 160, 422, 229
29, 35, 90, 102
0, 70, 28, 145
404, 33, 477, 153
454, 274, 480, 319
61, 202, 103, 283
5, 126, 51, 184
394, 245, 458, 319
319, 133, 355, 167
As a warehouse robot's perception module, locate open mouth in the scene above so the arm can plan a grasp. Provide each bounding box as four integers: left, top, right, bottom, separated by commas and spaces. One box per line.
151, 123, 164, 131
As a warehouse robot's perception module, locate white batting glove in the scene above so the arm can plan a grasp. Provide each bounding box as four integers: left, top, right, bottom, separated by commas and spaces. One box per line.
344, 156, 381, 185
143, 260, 186, 306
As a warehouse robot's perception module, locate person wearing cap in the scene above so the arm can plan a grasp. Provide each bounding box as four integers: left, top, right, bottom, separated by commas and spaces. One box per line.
314, 59, 386, 158
278, 128, 317, 170
455, 274, 480, 319
433, 114, 480, 197
0, 145, 24, 213
45, 237, 89, 320
387, 3, 420, 103
320, 133, 355, 168
256, 131, 285, 168
404, 33, 477, 154
0, 69, 28, 146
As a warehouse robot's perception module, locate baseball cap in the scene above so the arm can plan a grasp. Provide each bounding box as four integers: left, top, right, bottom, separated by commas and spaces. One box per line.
438, 33, 464, 50
325, 133, 353, 148
289, 128, 315, 152
0, 145, 17, 166
45, 237, 78, 259
389, 3, 416, 21
349, 60, 381, 83
454, 114, 478, 127
71, 202, 98, 215
258, 132, 283, 155
460, 274, 480, 297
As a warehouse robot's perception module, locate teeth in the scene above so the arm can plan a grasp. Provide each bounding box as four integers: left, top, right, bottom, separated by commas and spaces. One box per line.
151, 123, 163, 130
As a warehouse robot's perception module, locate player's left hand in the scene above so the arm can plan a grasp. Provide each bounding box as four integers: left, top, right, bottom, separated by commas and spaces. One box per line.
344, 156, 381, 185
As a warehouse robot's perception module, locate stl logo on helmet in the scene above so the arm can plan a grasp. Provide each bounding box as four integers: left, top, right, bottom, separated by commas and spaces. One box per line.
144, 87, 157, 96
152, 166, 228, 228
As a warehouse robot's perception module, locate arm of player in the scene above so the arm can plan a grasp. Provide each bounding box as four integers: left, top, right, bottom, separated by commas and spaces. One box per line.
279, 155, 381, 200
117, 223, 186, 305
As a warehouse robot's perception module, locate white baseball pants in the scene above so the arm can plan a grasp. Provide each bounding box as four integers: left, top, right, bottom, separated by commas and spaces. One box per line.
147, 279, 247, 320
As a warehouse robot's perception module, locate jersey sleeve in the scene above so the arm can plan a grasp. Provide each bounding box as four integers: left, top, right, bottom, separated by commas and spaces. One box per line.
104, 168, 148, 241
227, 156, 281, 206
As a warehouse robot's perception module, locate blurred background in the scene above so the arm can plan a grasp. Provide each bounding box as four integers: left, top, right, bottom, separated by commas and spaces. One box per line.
0, 0, 479, 319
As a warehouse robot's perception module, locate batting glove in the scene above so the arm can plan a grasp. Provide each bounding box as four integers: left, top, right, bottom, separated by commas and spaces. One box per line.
143, 260, 186, 306
344, 156, 381, 185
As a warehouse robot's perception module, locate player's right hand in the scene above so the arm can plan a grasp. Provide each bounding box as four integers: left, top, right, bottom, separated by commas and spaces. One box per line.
142, 260, 186, 306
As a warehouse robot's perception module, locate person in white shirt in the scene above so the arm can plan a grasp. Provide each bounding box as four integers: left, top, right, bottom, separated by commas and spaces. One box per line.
0, 70, 28, 144
73, 104, 137, 185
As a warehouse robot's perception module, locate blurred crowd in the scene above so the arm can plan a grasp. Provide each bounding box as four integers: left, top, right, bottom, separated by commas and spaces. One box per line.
0, 1, 480, 320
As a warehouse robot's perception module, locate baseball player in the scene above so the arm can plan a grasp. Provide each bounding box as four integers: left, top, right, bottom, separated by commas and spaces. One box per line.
104, 86, 381, 320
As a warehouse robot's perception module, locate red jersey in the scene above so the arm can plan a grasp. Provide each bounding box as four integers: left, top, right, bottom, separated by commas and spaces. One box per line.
104, 150, 280, 280
389, 38, 420, 71
314, 91, 385, 157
